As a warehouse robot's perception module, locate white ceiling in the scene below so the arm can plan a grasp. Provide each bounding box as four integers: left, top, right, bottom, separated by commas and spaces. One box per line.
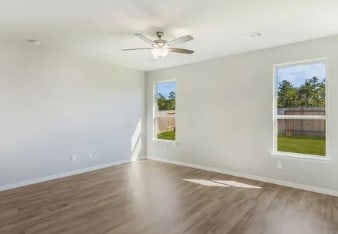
1, 0, 338, 71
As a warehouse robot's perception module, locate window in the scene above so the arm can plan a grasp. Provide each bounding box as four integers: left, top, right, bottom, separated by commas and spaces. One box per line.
154, 81, 176, 141
273, 59, 327, 157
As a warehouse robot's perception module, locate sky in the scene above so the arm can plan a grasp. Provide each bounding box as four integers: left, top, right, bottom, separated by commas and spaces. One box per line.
157, 81, 176, 98
276, 62, 326, 87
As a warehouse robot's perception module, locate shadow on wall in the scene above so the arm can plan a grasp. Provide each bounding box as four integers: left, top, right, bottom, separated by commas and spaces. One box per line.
131, 119, 142, 161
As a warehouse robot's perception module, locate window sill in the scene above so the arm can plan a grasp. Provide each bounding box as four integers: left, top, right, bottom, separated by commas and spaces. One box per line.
271, 151, 332, 164
153, 139, 177, 145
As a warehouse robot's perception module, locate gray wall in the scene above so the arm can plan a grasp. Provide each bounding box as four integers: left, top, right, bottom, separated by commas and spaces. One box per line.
0, 39, 146, 185
146, 35, 338, 191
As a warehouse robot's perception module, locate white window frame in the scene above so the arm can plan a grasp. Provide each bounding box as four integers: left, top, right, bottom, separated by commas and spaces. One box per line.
153, 80, 177, 143
272, 58, 329, 161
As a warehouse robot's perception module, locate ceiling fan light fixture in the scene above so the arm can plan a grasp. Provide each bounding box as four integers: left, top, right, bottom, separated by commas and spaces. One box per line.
123, 31, 194, 57
152, 47, 169, 58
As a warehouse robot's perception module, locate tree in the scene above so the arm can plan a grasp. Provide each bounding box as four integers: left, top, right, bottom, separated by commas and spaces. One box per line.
298, 77, 325, 107
167, 91, 176, 110
156, 93, 167, 110
278, 77, 325, 108
156, 92, 176, 110
317, 79, 325, 107
277, 80, 298, 108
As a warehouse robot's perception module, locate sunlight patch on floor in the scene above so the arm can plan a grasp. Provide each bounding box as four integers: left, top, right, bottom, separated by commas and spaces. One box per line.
213, 180, 261, 189
183, 179, 230, 187
183, 179, 261, 189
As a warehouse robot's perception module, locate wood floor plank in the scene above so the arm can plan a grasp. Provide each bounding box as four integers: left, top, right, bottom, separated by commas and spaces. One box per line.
0, 160, 337, 234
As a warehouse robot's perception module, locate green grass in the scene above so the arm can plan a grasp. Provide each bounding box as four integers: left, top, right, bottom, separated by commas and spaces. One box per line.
278, 135, 325, 156
157, 131, 175, 141
157, 132, 325, 155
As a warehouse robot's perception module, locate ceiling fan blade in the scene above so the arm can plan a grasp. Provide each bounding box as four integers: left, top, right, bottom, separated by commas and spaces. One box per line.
170, 48, 194, 54
122, 48, 152, 51
135, 34, 153, 44
169, 35, 193, 45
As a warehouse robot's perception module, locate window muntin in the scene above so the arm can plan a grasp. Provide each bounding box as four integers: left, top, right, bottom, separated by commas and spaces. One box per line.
154, 81, 176, 141
274, 60, 327, 157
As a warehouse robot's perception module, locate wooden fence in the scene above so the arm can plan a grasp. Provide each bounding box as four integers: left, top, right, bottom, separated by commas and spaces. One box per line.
156, 110, 176, 133
278, 107, 325, 137
156, 108, 325, 137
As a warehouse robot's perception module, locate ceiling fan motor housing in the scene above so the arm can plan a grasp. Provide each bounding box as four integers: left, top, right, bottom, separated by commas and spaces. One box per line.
156, 31, 164, 38
153, 32, 169, 48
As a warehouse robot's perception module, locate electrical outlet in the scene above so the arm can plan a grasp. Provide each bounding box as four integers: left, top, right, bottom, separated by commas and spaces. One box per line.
277, 161, 283, 170
71, 154, 77, 162
164, 147, 168, 153
88, 152, 94, 159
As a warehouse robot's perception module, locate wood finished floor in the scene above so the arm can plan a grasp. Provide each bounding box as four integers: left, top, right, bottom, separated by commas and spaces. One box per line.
0, 160, 337, 234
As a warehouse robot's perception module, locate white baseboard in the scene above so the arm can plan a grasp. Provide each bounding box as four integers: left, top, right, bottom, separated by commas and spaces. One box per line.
147, 156, 338, 197
0, 159, 131, 192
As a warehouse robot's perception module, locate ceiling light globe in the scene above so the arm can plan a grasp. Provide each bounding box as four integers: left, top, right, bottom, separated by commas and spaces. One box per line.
152, 48, 169, 58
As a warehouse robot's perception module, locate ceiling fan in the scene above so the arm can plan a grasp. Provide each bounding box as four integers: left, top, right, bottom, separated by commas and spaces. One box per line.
122, 31, 194, 58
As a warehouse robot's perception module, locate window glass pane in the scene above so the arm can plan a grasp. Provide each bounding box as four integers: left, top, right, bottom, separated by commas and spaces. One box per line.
277, 119, 325, 156
276, 62, 326, 115
155, 81, 176, 141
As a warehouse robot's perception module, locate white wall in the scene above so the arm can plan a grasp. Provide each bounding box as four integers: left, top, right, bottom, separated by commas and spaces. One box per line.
146, 35, 338, 191
0, 39, 146, 186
